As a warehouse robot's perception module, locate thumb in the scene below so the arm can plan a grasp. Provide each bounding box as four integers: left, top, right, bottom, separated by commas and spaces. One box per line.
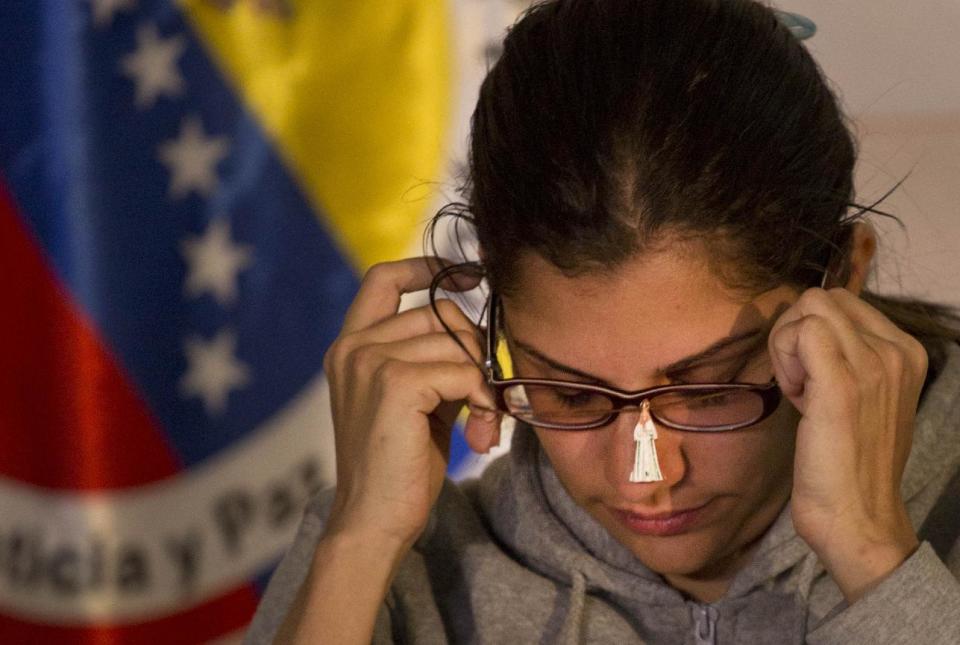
768, 317, 810, 406
463, 405, 502, 454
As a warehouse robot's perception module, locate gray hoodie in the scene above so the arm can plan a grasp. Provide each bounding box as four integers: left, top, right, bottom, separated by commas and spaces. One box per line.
246, 343, 960, 644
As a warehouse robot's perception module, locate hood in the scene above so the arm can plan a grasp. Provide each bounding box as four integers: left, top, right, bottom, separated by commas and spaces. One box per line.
474, 342, 960, 611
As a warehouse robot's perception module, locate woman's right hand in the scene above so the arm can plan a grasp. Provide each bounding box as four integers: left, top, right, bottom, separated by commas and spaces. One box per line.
321, 257, 501, 552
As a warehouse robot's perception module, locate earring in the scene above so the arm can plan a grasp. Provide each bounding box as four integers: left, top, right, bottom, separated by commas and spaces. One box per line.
629, 401, 663, 483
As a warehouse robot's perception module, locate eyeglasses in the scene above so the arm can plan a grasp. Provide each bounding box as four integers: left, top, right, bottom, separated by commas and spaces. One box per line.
428, 262, 782, 432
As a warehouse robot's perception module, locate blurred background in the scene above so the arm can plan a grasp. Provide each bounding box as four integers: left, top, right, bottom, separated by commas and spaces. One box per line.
0, 1, 956, 643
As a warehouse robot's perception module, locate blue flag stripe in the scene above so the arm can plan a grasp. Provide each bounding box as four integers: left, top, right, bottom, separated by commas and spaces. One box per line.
0, 0, 359, 467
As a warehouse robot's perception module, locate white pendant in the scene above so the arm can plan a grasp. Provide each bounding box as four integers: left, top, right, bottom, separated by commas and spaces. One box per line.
629, 401, 663, 483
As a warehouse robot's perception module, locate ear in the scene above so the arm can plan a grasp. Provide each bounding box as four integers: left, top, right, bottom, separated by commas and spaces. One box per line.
841, 221, 877, 295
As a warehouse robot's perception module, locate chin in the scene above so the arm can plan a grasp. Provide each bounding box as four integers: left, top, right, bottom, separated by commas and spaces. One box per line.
624, 531, 724, 577
594, 506, 734, 578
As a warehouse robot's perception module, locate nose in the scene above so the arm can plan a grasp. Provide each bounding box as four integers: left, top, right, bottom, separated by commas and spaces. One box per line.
604, 405, 688, 504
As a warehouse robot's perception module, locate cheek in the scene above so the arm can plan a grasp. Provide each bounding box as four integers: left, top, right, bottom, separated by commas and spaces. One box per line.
684, 433, 788, 490
533, 428, 607, 495
686, 402, 798, 490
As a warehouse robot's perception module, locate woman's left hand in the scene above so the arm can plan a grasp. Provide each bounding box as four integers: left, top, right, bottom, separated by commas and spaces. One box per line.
768, 287, 928, 603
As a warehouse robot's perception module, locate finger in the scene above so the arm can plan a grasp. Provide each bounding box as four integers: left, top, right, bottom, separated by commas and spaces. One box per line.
464, 405, 502, 453
342, 257, 481, 334
768, 298, 824, 397
366, 331, 485, 366
366, 334, 493, 438
380, 360, 497, 415
856, 330, 922, 453
784, 288, 880, 367
823, 288, 908, 344
769, 313, 856, 415
783, 289, 926, 393
825, 289, 929, 376
431, 399, 468, 435
347, 299, 480, 350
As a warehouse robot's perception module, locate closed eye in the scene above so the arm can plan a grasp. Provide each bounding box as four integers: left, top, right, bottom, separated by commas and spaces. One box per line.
554, 388, 601, 408
670, 345, 768, 384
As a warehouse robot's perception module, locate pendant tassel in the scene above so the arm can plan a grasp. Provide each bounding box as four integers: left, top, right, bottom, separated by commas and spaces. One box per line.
629, 401, 663, 483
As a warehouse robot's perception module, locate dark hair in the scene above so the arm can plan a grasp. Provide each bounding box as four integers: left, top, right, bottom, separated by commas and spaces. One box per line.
431, 0, 959, 361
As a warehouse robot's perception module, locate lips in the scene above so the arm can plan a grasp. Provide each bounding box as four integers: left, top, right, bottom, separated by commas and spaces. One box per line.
609, 501, 711, 536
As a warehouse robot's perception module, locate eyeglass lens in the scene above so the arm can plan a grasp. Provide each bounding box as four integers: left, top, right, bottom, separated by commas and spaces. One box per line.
503, 383, 765, 429
429, 268, 769, 431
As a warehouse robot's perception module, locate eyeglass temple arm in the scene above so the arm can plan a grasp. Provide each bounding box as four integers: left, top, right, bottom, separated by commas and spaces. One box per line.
428, 262, 488, 372
484, 292, 503, 380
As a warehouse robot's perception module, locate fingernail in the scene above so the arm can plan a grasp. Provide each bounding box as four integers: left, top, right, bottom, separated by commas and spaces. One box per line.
470, 403, 497, 422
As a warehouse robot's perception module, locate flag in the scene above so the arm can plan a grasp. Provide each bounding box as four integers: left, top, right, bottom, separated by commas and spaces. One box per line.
0, 0, 453, 641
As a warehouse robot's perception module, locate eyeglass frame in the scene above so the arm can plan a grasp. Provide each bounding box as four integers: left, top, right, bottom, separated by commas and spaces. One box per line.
484, 286, 782, 431
428, 262, 785, 432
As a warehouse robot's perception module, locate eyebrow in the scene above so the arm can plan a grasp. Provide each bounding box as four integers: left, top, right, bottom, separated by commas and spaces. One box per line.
510, 327, 768, 384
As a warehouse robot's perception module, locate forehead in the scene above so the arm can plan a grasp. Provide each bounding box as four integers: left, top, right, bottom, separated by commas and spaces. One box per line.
500, 249, 792, 385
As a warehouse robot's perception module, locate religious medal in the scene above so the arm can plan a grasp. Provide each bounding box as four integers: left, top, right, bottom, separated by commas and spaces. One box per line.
629, 400, 663, 483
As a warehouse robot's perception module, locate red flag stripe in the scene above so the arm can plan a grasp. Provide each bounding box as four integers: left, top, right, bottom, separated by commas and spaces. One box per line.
0, 583, 259, 645
0, 178, 182, 490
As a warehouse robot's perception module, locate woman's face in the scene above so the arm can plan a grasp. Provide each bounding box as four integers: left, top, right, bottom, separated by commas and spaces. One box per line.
500, 247, 803, 593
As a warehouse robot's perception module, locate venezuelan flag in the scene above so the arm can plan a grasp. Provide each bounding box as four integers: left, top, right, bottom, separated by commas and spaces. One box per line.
0, 0, 456, 641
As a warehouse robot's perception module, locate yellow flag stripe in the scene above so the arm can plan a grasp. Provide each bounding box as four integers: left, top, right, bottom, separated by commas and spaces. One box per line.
179, 0, 452, 270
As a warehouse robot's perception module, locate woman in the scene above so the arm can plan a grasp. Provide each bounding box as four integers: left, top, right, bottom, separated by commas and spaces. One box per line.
247, 0, 960, 642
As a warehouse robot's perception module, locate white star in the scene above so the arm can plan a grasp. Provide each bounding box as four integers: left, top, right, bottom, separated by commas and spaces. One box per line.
158, 116, 230, 199
90, 0, 136, 28
181, 218, 254, 306
120, 24, 186, 109
180, 329, 252, 416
